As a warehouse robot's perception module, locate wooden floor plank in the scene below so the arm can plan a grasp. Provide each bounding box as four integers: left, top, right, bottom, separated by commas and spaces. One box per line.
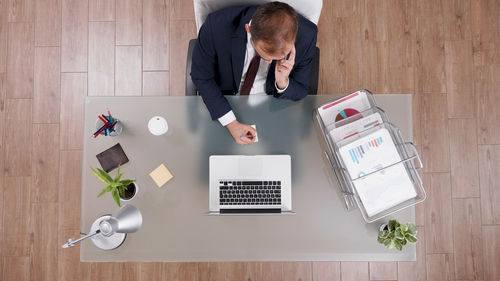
116, 46, 142, 96
470, 0, 500, 66
122, 262, 139, 281
478, 145, 500, 224
421, 93, 450, 173
415, 0, 446, 94
360, 0, 389, 94
397, 226, 426, 281
448, 118, 480, 198
3, 257, 30, 281
0, 0, 8, 74
340, 262, 369, 281
139, 262, 162, 281
58, 150, 82, 230
2, 177, 31, 256
424, 173, 454, 254
60, 73, 86, 150
143, 71, 169, 96
331, 0, 361, 18
88, 21, 115, 96
316, 0, 336, 94
262, 262, 283, 281
33, 47, 60, 123
169, 19, 196, 95
116, 0, 142, 46
4, 99, 32, 176
0, 74, 5, 267
88, 262, 123, 281
387, 0, 415, 94
35, 0, 61, 46
452, 198, 483, 280
283, 262, 312, 281
475, 65, 500, 144
369, 262, 397, 280
61, 0, 88, 72
444, 40, 474, 118
162, 262, 198, 281
322, 16, 363, 93
224, 262, 261, 281
6, 22, 34, 99
0, 73, 6, 171
312, 262, 340, 281
143, 0, 169, 71
482, 225, 500, 281
7, 0, 34, 22
32, 124, 59, 202
198, 262, 225, 281
89, 0, 115, 21
441, 0, 472, 41
425, 254, 455, 281
30, 202, 58, 281
170, 0, 194, 20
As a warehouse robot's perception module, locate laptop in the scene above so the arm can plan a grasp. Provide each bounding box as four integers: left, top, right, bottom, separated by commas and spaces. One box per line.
208, 155, 293, 214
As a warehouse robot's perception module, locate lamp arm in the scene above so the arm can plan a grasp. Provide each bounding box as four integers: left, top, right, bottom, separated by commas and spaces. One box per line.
61, 230, 101, 248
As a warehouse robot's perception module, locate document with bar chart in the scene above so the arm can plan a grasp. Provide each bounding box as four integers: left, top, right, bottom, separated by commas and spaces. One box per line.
338, 128, 417, 216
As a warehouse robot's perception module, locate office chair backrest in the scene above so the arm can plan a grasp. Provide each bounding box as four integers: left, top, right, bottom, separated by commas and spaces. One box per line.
194, 0, 323, 32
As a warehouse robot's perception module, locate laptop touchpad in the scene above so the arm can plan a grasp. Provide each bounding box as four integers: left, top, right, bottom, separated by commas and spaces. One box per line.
238, 157, 263, 177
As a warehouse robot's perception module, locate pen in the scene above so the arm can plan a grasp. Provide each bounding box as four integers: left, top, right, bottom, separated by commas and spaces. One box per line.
239, 133, 254, 139
107, 109, 113, 124
98, 115, 108, 124
93, 123, 110, 138
109, 120, 117, 132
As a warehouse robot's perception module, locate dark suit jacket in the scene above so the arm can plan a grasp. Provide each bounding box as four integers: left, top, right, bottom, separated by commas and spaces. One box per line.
190, 5, 318, 120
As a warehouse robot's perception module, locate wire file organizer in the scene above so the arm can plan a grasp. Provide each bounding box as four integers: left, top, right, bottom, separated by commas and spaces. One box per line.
314, 90, 426, 223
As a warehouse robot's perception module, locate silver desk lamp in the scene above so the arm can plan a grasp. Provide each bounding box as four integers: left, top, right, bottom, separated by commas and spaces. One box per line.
62, 204, 142, 250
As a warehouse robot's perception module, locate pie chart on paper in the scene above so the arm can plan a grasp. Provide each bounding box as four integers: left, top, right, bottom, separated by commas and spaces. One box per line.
335, 108, 361, 122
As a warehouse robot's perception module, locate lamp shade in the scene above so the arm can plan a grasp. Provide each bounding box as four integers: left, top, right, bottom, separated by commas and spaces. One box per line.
99, 204, 142, 237
112, 204, 143, 233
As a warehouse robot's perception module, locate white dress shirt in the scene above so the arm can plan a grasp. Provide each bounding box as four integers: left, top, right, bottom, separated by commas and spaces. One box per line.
218, 25, 289, 126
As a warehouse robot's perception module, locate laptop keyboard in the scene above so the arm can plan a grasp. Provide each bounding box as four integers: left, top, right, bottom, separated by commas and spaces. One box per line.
219, 180, 281, 206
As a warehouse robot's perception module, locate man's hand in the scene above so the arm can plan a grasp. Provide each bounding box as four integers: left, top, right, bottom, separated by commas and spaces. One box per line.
275, 45, 296, 90
226, 120, 257, 144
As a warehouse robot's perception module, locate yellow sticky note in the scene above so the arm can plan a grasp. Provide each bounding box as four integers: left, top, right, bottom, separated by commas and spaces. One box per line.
149, 164, 173, 187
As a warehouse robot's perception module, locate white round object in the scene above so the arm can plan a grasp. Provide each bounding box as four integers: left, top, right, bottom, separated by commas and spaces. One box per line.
148, 116, 168, 136
90, 215, 126, 250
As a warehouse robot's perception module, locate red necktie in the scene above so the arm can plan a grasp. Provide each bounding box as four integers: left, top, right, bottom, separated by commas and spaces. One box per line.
240, 54, 261, 95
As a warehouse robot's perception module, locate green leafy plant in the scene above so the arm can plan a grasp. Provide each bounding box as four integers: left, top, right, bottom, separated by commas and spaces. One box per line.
92, 165, 136, 207
377, 219, 418, 251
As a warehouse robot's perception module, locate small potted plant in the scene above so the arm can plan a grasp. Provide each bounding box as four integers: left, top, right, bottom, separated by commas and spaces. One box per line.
377, 219, 418, 251
91, 165, 137, 207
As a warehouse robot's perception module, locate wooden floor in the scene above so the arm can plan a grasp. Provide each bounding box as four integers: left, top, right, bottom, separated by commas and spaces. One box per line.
0, 0, 499, 280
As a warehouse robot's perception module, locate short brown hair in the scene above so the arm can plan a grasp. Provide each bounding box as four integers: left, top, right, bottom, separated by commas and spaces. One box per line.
250, 2, 299, 55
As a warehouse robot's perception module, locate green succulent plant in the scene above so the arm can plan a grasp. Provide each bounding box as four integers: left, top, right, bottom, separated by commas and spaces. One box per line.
377, 219, 418, 251
92, 165, 136, 207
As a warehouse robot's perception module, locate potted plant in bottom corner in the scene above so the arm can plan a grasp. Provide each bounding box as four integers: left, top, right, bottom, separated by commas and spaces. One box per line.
377, 219, 418, 251
92, 165, 137, 207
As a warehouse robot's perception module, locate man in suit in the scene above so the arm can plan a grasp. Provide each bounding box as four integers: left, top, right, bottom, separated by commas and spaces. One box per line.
191, 2, 317, 144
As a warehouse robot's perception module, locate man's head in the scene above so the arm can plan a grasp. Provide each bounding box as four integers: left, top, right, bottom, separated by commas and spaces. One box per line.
245, 2, 298, 64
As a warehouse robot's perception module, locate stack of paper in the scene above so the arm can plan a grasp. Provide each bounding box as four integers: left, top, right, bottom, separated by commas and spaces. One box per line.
318, 90, 418, 217
338, 129, 416, 216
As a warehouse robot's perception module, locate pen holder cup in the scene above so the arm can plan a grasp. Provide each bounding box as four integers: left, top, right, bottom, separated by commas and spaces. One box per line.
95, 118, 123, 137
